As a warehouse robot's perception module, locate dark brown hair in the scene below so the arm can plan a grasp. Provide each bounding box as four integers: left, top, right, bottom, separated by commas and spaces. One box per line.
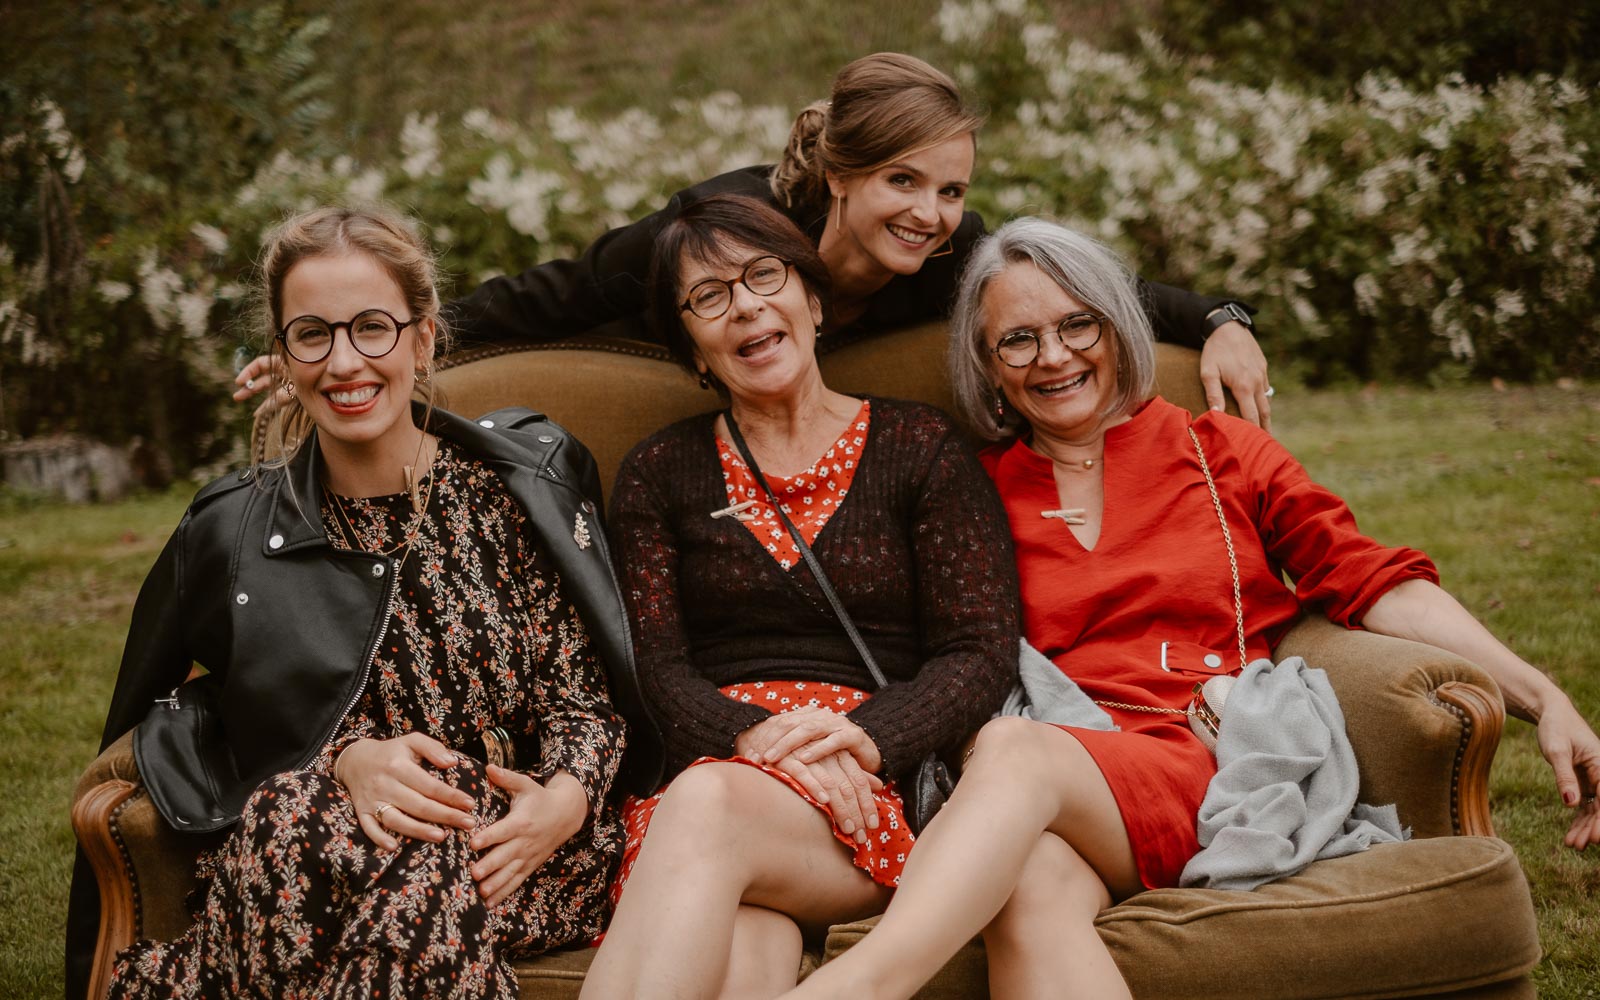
647, 194, 831, 379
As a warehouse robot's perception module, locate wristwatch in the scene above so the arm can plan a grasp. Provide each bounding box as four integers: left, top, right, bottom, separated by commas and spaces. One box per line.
1202, 302, 1253, 339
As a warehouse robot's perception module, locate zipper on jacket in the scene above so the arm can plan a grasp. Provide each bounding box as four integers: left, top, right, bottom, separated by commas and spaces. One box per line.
296, 557, 397, 770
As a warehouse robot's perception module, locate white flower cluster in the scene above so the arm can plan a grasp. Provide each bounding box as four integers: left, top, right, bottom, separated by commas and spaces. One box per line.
961, 5, 1599, 376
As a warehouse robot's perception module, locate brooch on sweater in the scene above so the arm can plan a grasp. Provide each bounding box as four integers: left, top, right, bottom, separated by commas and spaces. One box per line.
710, 499, 760, 522
1042, 508, 1088, 526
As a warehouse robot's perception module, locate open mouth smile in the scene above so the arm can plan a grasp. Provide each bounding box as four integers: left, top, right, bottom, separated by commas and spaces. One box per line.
736, 331, 785, 358
324, 384, 381, 413
1031, 370, 1091, 397
886, 223, 934, 247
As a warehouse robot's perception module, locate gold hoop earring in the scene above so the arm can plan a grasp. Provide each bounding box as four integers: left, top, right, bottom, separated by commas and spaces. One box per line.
283, 378, 296, 398
833, 195, 844, 234
415, 364, 432, 384
928, 240, 954, 259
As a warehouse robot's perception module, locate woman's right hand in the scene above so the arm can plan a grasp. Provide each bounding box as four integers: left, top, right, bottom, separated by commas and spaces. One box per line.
232, 354, 277, 402
335, 733, 477, 852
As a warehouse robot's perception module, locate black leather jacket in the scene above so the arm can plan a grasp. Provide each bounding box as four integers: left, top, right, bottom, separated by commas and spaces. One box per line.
98, 405, 653, 829
66, 405, 658, 997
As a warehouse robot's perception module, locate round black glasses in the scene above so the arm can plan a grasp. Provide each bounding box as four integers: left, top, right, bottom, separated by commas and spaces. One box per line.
680, 256, 792, 320
277, 309, 419, 364
991, 312, 1106, 368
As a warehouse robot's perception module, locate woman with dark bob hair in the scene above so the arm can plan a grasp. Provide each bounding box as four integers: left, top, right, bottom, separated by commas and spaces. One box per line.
577, 193, 1018, 999
72, 205, 629, 1000
238, 52, 1274, 427
782, 217, 1600, 999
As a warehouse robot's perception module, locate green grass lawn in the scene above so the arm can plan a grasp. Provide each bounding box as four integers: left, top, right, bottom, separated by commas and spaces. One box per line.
2, 383, 1597, 997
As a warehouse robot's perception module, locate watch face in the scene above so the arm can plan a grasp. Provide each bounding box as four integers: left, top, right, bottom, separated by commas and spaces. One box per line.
1225, 303, 1253, 329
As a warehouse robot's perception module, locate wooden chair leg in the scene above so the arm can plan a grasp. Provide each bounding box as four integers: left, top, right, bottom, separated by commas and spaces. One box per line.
71, 779, 141, 1000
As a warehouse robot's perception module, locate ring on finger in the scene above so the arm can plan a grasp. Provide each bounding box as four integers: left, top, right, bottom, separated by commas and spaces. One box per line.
373, 801, 394, 826
1264, 386, 1276, 398
245, 378, 255, 389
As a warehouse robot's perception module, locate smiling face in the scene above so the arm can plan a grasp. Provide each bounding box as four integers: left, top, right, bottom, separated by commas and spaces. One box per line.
678, 240, 824, 405
983, 260, 1119, 445
278, 251, 435, 463
826, 132, 974, 279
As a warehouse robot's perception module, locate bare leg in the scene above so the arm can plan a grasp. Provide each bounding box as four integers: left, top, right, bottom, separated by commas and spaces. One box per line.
983, 833, 1130, 1000
782, 717, 1140, 1000
717, 905, 805, 1000
579, 762, 891, 1000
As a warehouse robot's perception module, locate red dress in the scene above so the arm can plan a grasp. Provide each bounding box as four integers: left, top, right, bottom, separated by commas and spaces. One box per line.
980, 398, 1437, 888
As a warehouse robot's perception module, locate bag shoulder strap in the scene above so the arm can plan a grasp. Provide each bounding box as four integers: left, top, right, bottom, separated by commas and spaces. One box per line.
723, 410, 889, 690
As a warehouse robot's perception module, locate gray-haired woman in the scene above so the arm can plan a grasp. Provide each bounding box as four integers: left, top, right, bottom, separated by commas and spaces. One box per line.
781, 217, 1600, 1000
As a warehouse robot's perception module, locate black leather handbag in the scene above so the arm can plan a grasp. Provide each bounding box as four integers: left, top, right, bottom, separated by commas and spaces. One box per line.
724, 412, 953, 834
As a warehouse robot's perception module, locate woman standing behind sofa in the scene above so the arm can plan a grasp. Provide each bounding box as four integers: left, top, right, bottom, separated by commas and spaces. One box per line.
576, 194, 1018, 999
81, 206, 628, 999
236, 53, 1274, 426
781, 218, 1600, 1000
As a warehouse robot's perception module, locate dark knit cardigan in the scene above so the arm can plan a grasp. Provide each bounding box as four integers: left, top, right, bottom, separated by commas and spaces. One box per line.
607, 397, 1021, 784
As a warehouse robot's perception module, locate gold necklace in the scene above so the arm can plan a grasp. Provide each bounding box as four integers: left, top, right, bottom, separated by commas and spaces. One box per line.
324, 445, 439, 567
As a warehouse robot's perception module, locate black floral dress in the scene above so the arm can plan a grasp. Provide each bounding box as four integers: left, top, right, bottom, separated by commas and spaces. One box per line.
109, 439, 625, 1000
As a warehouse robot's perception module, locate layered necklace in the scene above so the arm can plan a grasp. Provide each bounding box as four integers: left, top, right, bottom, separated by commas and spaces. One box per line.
324, 436, 439, 573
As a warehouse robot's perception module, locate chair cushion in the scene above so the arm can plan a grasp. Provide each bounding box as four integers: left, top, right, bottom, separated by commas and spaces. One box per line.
823, 837, 1538, 1000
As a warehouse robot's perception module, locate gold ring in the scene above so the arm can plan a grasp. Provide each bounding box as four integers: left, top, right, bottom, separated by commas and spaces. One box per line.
373, 801, 393, 825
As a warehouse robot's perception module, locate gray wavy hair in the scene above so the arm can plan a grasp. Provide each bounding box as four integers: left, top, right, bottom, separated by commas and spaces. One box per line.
948, 217, 1155, 441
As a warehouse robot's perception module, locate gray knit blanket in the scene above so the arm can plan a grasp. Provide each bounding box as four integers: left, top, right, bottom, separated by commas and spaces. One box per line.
1180, 657, 1407, 890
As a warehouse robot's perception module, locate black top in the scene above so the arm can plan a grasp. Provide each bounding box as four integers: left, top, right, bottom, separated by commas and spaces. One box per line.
444, 164, 1246, 350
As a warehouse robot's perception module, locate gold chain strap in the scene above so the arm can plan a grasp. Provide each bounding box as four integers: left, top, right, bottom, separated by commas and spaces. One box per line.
1187, 426, 1248, 672
1090, 426, 1247, 717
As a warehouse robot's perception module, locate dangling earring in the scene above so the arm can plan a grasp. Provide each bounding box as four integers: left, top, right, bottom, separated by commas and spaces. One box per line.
833, 195, 844, 234
283, 378, 296, 397
927, 240, 954, 258
415, 363, 431, 383
698, 372, 712, 390
992, 389, 1007, 429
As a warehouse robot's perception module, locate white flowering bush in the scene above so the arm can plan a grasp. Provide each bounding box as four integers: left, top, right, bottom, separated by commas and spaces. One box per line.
3, 0, 1597, 474
939, 1, 1600, 382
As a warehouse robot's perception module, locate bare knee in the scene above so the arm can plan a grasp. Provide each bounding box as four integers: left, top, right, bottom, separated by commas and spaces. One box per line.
966, 717, 1070, 780
649, 763, 772, 845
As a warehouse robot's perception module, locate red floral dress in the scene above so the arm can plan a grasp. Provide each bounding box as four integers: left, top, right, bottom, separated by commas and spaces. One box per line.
612, 400, 917, 901
109, 440, 625, 1000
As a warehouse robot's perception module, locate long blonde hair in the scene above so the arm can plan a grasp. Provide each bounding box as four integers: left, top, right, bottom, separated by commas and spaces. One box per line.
253, 205, 450, 466
770, 53, 985, 214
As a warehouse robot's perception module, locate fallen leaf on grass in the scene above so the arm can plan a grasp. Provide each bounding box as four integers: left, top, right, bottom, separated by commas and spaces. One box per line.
1486, 598, 1505, 610
1516, 538, 1533, 550
1586, 478, 1600, 488
1491, 377, 1508, 392
119, 531, 139, 544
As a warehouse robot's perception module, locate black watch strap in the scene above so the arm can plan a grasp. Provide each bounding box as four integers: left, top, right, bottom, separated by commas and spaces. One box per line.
1203, 302, 1253, 338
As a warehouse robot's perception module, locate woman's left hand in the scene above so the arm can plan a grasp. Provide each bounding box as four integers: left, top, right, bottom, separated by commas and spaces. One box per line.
1534, 699, 1600, 850
1200, 321, 1272, 432
468, 765, 589, 907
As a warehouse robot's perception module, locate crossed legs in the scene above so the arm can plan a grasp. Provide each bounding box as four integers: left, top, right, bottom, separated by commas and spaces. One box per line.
579, 762, 892, 1000
780, 717, 1140, 1000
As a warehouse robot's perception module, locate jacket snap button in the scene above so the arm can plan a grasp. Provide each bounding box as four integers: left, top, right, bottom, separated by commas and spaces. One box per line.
581, 500, 595, 514
1203, 653, 1222, 668
372, 563, 386, 578
235, 593, 248, 605
538, 434, 554, 444
479, 419, 495, 428
268, 533, 284, 549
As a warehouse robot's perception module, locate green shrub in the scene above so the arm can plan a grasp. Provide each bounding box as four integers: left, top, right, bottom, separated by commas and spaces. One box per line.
4, 1, 1598, 476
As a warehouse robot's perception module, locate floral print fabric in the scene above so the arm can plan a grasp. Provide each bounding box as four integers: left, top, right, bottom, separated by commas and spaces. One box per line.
717, 399, 870, 570
109, 439, 624, 999
612, 679, 916, 909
